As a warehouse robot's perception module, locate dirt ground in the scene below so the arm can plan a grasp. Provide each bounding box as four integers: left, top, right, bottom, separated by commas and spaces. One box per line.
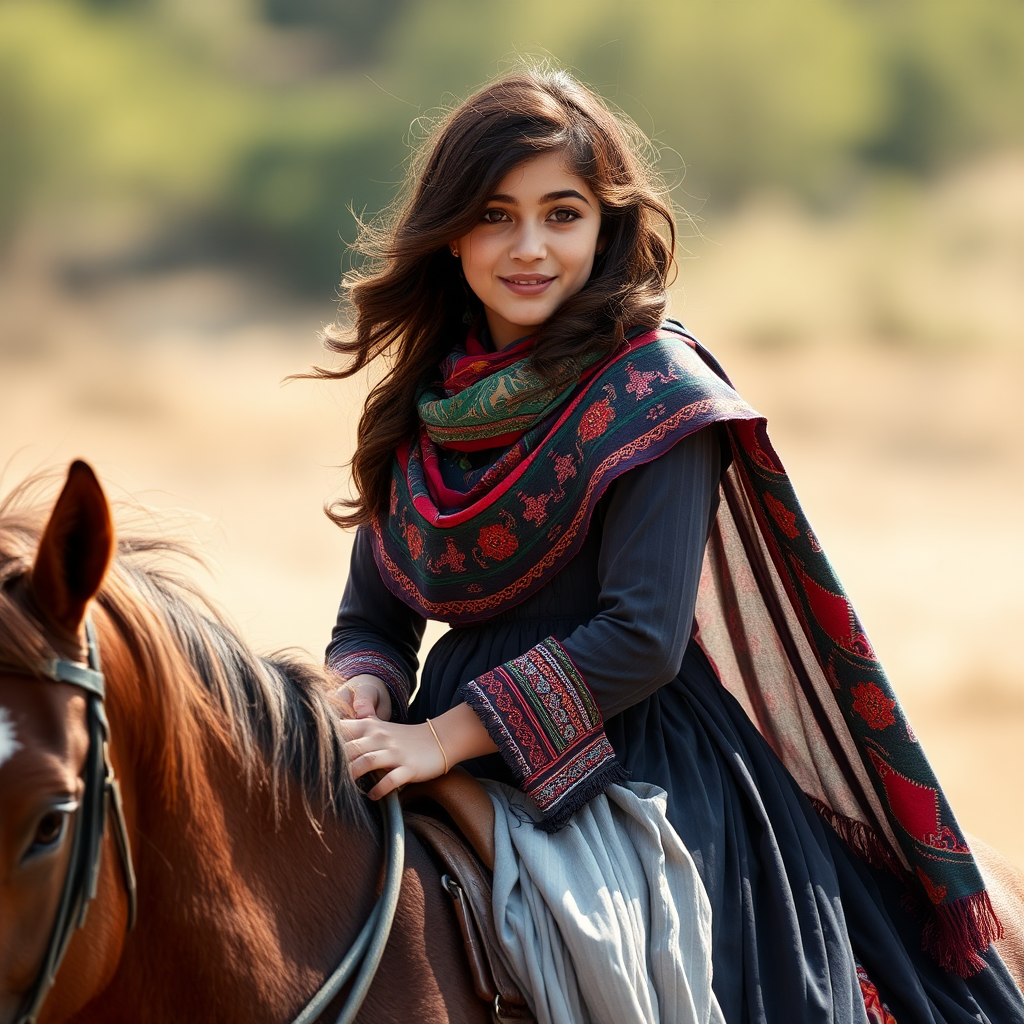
2, 155, 1022, 863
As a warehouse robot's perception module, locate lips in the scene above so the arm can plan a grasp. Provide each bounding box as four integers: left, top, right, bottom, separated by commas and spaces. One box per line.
500, 274, 555, 295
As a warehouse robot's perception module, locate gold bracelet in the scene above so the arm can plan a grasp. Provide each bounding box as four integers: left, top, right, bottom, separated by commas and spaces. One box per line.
425, 717, 449, 775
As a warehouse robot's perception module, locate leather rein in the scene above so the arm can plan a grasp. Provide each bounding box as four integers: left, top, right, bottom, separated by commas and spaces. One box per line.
10, 615, 406, 1024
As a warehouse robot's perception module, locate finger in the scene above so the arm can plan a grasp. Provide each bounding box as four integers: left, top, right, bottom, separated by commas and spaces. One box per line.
368, 767, 410, 801
330, 684, 355, 713
347, 747, 402, 780
353, 696, 379, 720
336, 718, 371, 740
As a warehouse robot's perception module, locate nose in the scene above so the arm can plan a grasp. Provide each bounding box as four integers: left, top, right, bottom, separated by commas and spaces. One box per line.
508, 220, 546, 263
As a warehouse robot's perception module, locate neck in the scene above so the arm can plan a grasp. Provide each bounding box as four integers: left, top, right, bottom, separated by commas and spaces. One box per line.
483, 313, 533, 351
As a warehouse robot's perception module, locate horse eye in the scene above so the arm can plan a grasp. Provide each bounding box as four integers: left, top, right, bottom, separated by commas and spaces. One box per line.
23, 808, 72, 862
36, 812, 65, 845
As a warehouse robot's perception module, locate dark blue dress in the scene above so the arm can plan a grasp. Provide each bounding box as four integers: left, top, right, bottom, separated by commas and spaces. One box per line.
329, 427, 1022, 1024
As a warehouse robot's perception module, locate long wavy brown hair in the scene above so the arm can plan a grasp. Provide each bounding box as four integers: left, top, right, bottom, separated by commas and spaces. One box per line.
312, 66, 678, 527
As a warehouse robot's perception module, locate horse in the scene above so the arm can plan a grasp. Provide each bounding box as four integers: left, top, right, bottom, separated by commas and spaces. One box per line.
1, 462, 1023, 1023
0, 462, 488, 1024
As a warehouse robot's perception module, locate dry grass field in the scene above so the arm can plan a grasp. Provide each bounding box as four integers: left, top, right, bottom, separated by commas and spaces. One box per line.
2, 155, 1022, 863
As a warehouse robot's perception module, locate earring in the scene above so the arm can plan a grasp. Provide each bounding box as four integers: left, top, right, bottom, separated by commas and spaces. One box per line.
450, 243, 460, 258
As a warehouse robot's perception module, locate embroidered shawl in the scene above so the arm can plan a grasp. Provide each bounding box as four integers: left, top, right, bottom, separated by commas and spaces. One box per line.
369, 321, 1001, 976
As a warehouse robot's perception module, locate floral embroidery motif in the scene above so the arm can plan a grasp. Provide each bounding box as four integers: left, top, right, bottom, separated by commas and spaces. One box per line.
405, 523, 424, 560
764, 492, 800, 539
916, 866, 949, 905
389, 479, 399, 516
851, 682, 896, 730
519, 490, 552, 527
477, 522, 518, 562
646, 402, 666, 421
427, 536, 466, 574
552, 452, 577, 486
625, 363, 661, 400
577, 398, 615, 442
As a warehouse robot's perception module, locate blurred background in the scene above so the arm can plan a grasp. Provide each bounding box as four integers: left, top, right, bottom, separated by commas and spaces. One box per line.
1, 0, 1022, 859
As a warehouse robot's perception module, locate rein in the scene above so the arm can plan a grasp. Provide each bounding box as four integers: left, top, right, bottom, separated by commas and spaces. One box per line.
12, 615, 406, 1024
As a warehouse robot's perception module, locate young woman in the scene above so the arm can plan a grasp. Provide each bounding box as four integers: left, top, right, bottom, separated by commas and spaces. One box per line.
321, 68, 1023, 1023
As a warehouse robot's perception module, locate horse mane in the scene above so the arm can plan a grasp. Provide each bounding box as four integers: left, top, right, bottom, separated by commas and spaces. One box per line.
0, 472, 368, 831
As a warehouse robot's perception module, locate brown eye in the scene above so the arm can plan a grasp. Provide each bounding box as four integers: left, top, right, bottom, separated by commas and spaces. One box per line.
22, 806, 73, 862
35, 812, 64, 845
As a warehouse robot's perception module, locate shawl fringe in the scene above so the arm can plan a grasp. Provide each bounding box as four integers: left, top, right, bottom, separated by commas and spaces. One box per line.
808, 796, 906, 879
921, 890, 1004, 977
810, 798, 1003, 976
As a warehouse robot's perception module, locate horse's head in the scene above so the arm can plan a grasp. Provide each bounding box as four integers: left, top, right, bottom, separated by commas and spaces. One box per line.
0, 462, 130, 1024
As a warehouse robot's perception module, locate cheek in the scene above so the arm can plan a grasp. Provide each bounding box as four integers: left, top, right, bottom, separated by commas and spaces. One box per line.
461, 232, 498, 264
564, 231, 601, 282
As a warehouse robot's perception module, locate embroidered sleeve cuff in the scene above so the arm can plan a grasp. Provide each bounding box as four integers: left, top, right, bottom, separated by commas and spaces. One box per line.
457, 637, 627, 832
327, 649, 411, 723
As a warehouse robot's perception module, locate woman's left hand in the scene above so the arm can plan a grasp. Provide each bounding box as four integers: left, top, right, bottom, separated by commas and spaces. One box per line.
336, 717, 447, 800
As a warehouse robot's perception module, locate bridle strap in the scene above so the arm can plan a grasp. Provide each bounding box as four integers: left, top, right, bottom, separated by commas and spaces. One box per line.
15, 617, 137, 1024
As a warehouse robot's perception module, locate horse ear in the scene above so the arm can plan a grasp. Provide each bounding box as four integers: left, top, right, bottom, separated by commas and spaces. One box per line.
29, 460, 114, 640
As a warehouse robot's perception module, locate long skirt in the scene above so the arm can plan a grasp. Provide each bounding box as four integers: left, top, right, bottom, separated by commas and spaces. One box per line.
412, 615, 1024, 1024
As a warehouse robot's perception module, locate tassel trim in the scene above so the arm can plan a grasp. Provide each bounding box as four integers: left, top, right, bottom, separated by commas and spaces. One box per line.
920, 890, 1004, 977
810, 797, 1004, 977
808, 796, 906, 879
529, 759, 630, 834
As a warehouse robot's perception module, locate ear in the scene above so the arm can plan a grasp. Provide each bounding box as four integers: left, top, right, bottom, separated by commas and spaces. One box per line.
29, 460, 113, 640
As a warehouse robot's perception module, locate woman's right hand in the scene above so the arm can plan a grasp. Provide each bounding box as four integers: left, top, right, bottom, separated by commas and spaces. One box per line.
331, 673, 393, 722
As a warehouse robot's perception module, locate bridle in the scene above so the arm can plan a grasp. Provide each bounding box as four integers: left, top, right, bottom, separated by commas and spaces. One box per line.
8, 614, 406, 1024
12, 618, 136, 1024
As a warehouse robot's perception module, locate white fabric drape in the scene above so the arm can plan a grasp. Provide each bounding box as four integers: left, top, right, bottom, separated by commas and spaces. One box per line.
485, 780, 725, 1024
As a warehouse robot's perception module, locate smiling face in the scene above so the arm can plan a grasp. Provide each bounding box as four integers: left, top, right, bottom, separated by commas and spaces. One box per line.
455, 149, 603, 350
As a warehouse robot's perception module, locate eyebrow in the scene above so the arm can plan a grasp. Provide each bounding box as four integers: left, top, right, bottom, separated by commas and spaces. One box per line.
487, 189, 592, 206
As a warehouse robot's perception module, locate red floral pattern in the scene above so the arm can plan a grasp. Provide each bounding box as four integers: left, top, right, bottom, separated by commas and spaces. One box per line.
553, 453, 577, 486
405, 523, 423, 560
477, 523, 518, 561
856, 963, 898, 1024
851, 682, 896, 730
519, 491, 552, 526
427, 535, 466, 574
578, 398, 615, 441
625, 363, 661, 400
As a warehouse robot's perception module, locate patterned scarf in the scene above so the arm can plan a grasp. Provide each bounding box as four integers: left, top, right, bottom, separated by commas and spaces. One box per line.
373, 321, 1001, 976
417, 325, 604, 454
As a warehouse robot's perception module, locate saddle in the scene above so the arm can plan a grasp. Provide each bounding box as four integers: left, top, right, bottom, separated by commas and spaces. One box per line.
401, 769, 534, 1024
